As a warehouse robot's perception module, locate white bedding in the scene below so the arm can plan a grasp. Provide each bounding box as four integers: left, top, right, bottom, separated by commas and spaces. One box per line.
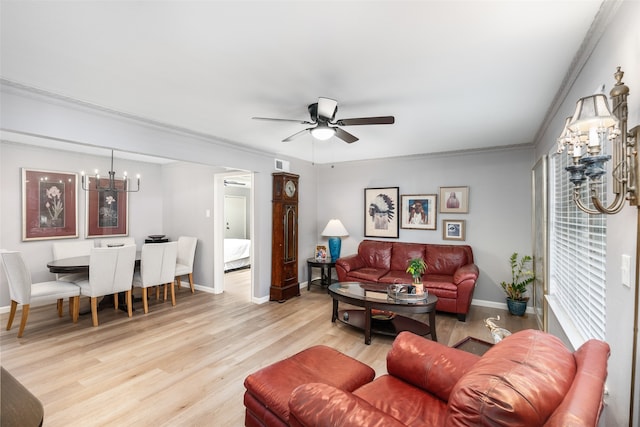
224, 238, 251, 271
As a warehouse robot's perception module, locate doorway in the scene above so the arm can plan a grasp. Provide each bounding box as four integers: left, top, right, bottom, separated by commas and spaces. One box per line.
215, 171, 253, 302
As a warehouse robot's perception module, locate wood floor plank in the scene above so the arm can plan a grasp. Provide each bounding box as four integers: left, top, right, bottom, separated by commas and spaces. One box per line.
0, 269, 538, 426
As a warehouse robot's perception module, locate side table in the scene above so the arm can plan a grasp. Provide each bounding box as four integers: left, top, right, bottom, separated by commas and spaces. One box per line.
306, 258, 337, 290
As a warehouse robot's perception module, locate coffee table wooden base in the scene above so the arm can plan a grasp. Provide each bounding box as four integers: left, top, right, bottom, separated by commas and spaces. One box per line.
329, 282, 438, 345
336, 309, 435, 345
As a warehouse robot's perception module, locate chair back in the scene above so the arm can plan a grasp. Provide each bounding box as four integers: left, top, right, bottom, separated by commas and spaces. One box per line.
52, 240, 95, 260
100, 237, 136, 248
176, 236, 198, 272
0, 251, 32, 304
140, 242, 178, 287
87, 245, 136, 297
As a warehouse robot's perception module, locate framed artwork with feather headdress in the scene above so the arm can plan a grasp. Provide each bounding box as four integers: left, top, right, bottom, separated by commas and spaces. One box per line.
364, 187, 399, 238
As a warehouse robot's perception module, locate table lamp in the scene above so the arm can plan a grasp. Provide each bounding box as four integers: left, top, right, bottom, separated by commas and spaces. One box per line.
321, 219, 349, 260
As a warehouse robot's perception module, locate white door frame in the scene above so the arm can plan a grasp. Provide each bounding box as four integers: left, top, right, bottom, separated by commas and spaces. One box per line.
213, 171, 255, 297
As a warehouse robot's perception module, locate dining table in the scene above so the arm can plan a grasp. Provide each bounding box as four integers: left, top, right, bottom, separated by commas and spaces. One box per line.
46, 252, 142, 274
47, 252, 142, 312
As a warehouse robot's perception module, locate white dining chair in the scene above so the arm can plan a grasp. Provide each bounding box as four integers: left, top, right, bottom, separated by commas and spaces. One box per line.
1, 250, 80, 338
75, 245, 136, 326
175, 236, 198, 293
51, 240, 94, 282
133, 242, 178, 313
100, 237, 136, 248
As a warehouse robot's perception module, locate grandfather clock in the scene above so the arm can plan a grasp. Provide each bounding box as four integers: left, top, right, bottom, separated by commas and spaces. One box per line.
270, 172, 300, 302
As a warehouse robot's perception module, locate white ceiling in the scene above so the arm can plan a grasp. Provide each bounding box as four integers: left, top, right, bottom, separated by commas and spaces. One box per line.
0, 1, 605, 164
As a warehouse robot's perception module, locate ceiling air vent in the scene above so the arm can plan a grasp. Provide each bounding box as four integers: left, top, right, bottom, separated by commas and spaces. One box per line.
274, 158, 290, 172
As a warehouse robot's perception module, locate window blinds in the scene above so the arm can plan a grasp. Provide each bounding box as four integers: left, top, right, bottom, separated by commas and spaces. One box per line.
549, 149, 607, 341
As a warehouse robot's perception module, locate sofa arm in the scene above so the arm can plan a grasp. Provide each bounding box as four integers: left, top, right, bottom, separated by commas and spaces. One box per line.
453, 263, 479, 285
289, 383, 405, 427
335, 254, 365, 280
386, 332, 481, 402
545, 339, 610, 426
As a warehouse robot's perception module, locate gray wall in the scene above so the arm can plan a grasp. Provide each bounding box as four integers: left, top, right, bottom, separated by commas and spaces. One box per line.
532, 1, 639, 424
0, 84, 318, 301
161, 161, 224, 291
315, 147, 534, 305
0, 141, 164, 303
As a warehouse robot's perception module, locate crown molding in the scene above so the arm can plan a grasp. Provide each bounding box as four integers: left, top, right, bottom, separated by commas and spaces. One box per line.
533, 0, 622, 147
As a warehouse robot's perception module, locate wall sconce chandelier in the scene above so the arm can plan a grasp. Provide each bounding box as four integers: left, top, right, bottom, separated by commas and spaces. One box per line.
556, 66, 639, 215
81, 150, 140, 193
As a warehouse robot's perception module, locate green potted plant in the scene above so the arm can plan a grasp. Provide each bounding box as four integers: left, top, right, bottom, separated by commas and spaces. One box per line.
406, 258, 427, 293
500, 252, 535, 316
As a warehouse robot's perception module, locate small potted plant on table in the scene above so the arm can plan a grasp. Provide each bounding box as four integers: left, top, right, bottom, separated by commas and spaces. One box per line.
500, 252, 535, 316
406, 258, 427, 294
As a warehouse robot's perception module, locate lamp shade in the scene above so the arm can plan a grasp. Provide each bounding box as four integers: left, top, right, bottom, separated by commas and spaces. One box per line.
321, 219, 348, 237
568, 94, 618, 133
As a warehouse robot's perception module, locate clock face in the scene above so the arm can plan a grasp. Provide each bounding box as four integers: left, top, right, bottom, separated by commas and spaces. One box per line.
285, 180, 296, 197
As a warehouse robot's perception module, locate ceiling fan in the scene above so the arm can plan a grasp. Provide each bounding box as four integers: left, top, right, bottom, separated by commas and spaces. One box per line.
252, 97, 394, 143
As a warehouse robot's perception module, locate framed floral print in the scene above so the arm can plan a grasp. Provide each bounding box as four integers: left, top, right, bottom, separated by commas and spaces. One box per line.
442, 219, 466, 241
86, 178, 129, 238
401, 194, 437, 230
439, 186, 469, 213
364, 187, 399, 238
22, 168, 78, 241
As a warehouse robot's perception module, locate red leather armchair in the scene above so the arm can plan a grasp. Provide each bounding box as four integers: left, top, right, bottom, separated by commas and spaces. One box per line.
336, 240, 479, 321
288, 330, 610, 427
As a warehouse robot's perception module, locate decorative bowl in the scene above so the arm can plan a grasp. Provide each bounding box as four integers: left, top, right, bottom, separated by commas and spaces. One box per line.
387, 284, 428, 302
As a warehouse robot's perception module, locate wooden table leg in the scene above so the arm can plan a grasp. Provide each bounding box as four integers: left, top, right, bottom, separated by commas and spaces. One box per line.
429, 310, 437, 341
307, 262, 312, 290
331, 299, 338, 322
364, 306, 372, 345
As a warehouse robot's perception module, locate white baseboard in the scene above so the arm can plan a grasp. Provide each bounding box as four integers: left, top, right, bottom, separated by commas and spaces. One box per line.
471, 298, 534, 314
0, 289, 534, 314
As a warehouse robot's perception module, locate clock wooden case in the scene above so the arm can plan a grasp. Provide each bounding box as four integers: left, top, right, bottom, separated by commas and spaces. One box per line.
271, 172, 300, 302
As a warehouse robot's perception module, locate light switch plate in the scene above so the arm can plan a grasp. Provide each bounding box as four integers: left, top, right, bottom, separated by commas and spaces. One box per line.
621, 254, 631, 288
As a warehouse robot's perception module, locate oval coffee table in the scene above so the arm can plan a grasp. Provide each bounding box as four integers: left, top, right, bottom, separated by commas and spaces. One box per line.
328, 282, 438, 345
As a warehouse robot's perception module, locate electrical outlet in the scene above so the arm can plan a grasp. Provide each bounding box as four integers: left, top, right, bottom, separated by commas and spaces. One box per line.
621, 254, 630, 288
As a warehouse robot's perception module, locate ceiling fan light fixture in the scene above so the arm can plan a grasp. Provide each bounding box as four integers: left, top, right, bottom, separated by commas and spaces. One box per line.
311, 126, 335, 141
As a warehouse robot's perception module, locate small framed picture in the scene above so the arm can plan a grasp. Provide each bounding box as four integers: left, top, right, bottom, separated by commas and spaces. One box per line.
364, 187, 399, 238
443, 219, 466, 241
400, 194, 437, 230
439, 186, 469, 213
315, 245, 327, 260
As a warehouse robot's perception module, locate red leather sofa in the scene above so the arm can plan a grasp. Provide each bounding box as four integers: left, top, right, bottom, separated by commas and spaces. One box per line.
288, 330, 611, 427
335, 240, 479, 321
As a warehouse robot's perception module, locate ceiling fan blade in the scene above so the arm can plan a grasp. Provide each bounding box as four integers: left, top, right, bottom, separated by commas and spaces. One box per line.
335, 116, 395, 126
282, 128, 311, 142
253, 117, 314, 125
334, 127, 359, 144
317, 97, 338, 121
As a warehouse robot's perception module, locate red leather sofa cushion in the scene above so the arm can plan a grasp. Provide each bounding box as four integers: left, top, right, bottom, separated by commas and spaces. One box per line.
446, 329, 576, 426
244, 345, 375, 426
285, 330, 610, 427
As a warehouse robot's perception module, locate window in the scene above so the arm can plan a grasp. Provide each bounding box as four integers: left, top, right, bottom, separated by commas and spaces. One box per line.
549, 148, 607, 342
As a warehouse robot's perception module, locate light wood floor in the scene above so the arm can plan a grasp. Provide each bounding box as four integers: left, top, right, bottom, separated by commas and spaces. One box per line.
0, 269, 538, 426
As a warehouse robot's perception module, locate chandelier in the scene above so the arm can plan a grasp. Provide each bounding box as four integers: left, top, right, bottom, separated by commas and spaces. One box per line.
81, 150, 140, 193
556, 66, 639, 214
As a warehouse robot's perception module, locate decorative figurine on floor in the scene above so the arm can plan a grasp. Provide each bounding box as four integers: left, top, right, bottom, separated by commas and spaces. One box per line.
484, 316, 512, 343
